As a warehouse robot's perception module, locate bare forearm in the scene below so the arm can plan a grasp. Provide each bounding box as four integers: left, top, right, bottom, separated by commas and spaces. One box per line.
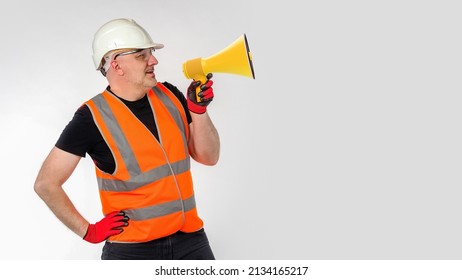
35, 182, 89, 238
188, 111, 220, 165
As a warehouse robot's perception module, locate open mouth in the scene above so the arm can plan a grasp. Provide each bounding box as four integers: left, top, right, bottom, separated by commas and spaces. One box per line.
146, 69, 155, 77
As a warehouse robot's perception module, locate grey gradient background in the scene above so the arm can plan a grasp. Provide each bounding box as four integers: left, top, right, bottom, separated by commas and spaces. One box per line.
1, 0, 461, 259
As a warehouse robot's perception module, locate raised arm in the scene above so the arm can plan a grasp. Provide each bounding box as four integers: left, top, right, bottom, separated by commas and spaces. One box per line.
185, 74, 220, 165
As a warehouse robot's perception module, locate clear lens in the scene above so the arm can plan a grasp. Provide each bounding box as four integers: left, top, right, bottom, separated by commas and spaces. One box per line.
114, 48, 155, 61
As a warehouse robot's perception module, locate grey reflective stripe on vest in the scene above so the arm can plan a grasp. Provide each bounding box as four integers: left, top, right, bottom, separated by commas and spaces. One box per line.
123, 194, 197, 221
91, 94, 141, 177
98, 157, 190, 192
151, 86, 189, 155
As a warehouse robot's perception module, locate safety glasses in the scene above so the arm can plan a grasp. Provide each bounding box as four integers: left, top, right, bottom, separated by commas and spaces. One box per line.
113, 47, 155, 61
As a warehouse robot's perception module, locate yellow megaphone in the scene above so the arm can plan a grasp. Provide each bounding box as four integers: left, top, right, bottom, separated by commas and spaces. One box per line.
183, 34, 255, 102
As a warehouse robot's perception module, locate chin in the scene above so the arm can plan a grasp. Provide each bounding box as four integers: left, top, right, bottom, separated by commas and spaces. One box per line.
145, 79, 157, 89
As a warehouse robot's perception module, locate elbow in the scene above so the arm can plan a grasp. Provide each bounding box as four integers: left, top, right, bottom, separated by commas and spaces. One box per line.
203, 155, 220, 166
34, 177, 51, 200
191, 151, 220, 166
34, 178, 45, 198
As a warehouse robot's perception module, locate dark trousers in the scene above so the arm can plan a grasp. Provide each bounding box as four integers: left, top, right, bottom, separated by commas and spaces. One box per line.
101, 228, 215, 260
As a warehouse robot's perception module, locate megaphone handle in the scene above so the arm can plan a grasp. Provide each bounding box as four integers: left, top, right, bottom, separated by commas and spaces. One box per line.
195, 76, 206, 103
194, 73, 212, 103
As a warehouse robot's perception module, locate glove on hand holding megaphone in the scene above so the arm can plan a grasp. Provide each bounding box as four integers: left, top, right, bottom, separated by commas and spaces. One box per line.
187, 73, 214, 114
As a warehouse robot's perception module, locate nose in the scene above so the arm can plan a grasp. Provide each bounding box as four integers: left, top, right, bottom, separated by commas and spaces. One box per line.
148, 53, 158, 65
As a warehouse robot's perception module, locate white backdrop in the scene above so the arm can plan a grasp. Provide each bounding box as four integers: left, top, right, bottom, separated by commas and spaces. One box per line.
1, 0, 462, 260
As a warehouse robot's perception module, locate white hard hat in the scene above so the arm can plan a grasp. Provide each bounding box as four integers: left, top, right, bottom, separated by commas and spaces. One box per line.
92, 18, 164, 70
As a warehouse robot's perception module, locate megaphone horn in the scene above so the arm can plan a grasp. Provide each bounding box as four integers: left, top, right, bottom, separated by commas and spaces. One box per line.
183, 34, 255, 102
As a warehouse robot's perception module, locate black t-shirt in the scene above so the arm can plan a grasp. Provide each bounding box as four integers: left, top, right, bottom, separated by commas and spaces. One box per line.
56, 82, 191, 174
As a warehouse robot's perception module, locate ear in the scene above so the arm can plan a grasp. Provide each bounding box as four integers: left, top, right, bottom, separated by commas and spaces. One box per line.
111, 60, 124, 75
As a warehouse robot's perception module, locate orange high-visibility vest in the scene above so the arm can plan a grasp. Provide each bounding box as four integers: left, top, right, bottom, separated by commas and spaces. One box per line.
85, 83, 203, 242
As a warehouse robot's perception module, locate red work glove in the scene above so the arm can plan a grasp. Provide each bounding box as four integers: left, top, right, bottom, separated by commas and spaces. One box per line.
187, 73, 214, 114
83, 211, 129, 244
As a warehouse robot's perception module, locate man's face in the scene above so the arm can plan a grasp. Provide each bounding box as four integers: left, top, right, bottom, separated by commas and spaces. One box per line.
113, 48, 159, 91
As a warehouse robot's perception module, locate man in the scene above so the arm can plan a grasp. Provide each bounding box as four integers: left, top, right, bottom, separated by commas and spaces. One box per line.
34, 18, 220, 260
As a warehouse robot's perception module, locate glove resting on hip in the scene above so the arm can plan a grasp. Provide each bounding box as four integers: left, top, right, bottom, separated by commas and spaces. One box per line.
83, 211, 129, 244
